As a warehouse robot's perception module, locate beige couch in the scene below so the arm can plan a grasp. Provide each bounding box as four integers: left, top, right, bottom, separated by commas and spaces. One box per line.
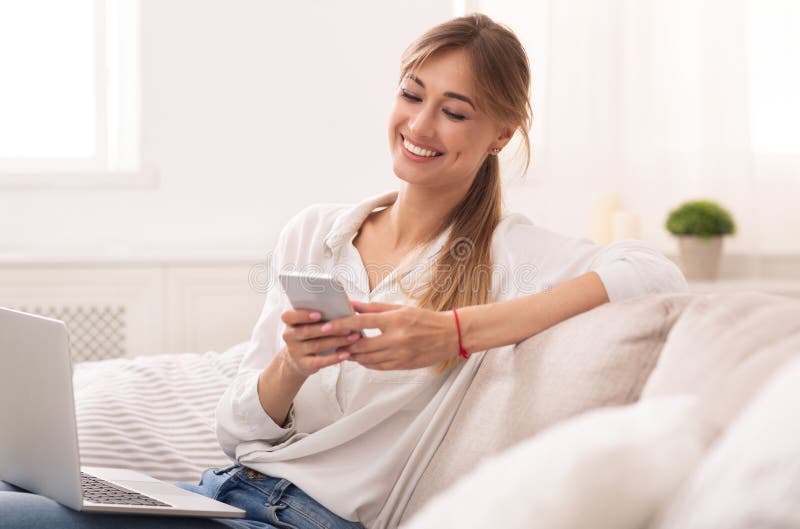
399, 291, 800, 528
72, 291, 800, 528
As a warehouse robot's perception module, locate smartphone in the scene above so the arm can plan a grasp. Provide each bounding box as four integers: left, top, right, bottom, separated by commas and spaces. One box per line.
278, 271, 358, 355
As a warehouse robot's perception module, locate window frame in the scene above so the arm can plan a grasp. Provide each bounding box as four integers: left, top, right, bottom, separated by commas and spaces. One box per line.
0, 0, 156, 190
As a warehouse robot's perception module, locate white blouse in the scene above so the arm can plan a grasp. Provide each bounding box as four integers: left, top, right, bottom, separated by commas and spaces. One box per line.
215, 190, 688, 528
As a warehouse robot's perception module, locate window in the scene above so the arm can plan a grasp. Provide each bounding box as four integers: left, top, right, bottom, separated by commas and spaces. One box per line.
0, 0, 149, 188
746, 0, 800, 155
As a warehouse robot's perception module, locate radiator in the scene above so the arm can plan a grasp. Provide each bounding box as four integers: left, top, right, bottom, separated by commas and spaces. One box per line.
14, 305, 127, 362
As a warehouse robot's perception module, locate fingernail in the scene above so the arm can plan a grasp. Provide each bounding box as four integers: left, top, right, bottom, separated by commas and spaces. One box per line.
309, 312, 321, 321
320, 322, 332, 332
347, 333, 359, 342
338, 352, 350, 360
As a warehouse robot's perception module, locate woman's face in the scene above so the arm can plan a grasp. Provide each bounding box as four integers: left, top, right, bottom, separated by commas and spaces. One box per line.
388, 48, 510, 190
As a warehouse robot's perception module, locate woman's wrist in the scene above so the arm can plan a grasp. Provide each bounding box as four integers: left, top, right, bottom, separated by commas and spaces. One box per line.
450, 308, 469, 359
274, 347, 309, 385
451, 304, 487, 354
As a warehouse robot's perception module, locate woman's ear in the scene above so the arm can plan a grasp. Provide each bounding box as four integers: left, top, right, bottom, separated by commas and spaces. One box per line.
493, 127, 515, 150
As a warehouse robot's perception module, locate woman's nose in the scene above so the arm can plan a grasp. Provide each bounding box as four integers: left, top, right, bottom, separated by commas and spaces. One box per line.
408, 104, 436, 138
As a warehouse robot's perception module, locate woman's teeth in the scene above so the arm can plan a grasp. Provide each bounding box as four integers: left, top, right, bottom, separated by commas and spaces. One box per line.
403, 138, 442, 158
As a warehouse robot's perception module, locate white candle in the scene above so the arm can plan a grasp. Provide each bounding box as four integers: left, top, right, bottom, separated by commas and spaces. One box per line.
590, 192, 620, 244
612, 210, 641, 241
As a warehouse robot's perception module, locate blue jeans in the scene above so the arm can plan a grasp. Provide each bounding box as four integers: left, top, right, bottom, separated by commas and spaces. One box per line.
0, 465, 365, 529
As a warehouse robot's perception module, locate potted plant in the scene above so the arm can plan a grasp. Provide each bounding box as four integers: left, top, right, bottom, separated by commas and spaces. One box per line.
665, 199, 736, 280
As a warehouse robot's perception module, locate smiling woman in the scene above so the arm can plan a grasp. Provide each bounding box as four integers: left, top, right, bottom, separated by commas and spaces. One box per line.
383, 19, 532, 375
0, 12, 688, 529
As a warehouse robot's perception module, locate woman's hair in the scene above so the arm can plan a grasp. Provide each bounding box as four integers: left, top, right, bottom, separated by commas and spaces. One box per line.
398, 13, 532, 375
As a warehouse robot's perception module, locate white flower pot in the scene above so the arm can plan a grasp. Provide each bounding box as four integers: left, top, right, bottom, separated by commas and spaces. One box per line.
677, 236, 723, 280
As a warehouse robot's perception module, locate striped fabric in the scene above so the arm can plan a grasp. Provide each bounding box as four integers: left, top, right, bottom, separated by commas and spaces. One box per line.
72, 342, 248, 484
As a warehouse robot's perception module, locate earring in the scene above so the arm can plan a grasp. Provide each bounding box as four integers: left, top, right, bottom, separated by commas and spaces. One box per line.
490, 148, 501, 155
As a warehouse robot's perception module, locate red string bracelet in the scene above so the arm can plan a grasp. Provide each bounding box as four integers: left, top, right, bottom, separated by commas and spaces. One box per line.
452, 308, 470, 359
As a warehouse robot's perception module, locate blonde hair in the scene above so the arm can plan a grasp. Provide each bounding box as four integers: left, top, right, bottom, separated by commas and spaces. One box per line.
398, 13, 533, 375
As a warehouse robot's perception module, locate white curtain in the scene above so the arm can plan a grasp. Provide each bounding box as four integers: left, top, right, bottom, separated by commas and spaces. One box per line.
474, 0, 800, 262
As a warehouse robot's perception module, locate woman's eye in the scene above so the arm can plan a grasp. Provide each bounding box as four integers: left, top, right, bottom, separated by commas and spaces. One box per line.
400, 89, 421, 102
443, 109, 467, 121
400, 89, 467, 121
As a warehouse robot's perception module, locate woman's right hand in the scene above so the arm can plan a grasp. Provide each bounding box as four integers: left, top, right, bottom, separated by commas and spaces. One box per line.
279, 309, 360, 377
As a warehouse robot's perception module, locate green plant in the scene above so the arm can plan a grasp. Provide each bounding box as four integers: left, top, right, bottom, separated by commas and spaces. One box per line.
665, 199, 736, 239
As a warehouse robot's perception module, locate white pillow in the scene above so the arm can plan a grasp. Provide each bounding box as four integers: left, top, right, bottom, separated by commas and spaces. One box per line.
651, 353, 800, 529
400, 396, 714, 529
73, 343, 247, 483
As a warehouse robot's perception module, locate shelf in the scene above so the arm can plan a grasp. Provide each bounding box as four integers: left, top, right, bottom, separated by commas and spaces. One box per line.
687, 279, 800, 299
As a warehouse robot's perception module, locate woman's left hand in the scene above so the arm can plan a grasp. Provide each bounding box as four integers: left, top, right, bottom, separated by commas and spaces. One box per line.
319, 301, 460, 370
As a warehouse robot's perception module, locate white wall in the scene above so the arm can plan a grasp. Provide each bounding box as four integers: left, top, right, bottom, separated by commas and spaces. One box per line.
486, 0, 800, 258
0, 0, 453, 259
2, 2, 794, 262
487, 0, 626, 242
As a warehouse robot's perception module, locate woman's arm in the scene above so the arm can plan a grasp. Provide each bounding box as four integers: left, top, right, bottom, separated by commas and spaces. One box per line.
257, 349, 308, 427
326, 271, 609, 370
327, 233, 688, 369
458, 270, 609, 353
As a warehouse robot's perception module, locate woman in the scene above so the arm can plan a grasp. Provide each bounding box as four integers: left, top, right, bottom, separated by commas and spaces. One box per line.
0, 13, 687, 529
197, 11, 687, 529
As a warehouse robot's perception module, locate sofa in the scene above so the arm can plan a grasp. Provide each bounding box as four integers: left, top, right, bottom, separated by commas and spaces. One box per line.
72, 290, 800, 528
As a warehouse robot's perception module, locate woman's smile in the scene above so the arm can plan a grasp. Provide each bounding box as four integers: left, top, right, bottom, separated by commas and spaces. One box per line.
400, 133, 444, 163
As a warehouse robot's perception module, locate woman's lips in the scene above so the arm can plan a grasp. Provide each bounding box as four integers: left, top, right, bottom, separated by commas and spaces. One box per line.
400, 134, 443, 163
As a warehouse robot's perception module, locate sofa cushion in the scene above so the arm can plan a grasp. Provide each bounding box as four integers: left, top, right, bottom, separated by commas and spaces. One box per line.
399, 395, 714, 529
641, 291, 800, 429
401, 292, 693, 523
650, 349, 800, 529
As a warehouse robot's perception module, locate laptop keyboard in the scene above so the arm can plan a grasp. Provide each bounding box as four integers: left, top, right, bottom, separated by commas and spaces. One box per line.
81, 472, 172, 507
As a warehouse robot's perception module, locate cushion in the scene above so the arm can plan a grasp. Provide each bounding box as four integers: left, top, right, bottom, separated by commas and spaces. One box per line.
641, 292, 800, 428
399, 396, 714, 529
402, 292, 693, 523
73, 342, 247, 483
651, 350, 800, 529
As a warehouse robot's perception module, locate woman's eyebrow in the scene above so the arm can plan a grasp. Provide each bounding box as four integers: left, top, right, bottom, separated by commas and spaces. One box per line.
407, 74, 476, 110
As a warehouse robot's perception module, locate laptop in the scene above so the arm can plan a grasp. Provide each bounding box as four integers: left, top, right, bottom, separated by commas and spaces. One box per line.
0, 307, 245, 518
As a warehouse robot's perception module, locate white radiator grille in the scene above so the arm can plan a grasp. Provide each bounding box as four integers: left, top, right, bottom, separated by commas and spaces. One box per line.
15, 305, 127, 362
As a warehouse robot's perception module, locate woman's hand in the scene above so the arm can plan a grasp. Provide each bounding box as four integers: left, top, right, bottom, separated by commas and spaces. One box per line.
320, 301, 460, 370
279, 309, 361, 377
